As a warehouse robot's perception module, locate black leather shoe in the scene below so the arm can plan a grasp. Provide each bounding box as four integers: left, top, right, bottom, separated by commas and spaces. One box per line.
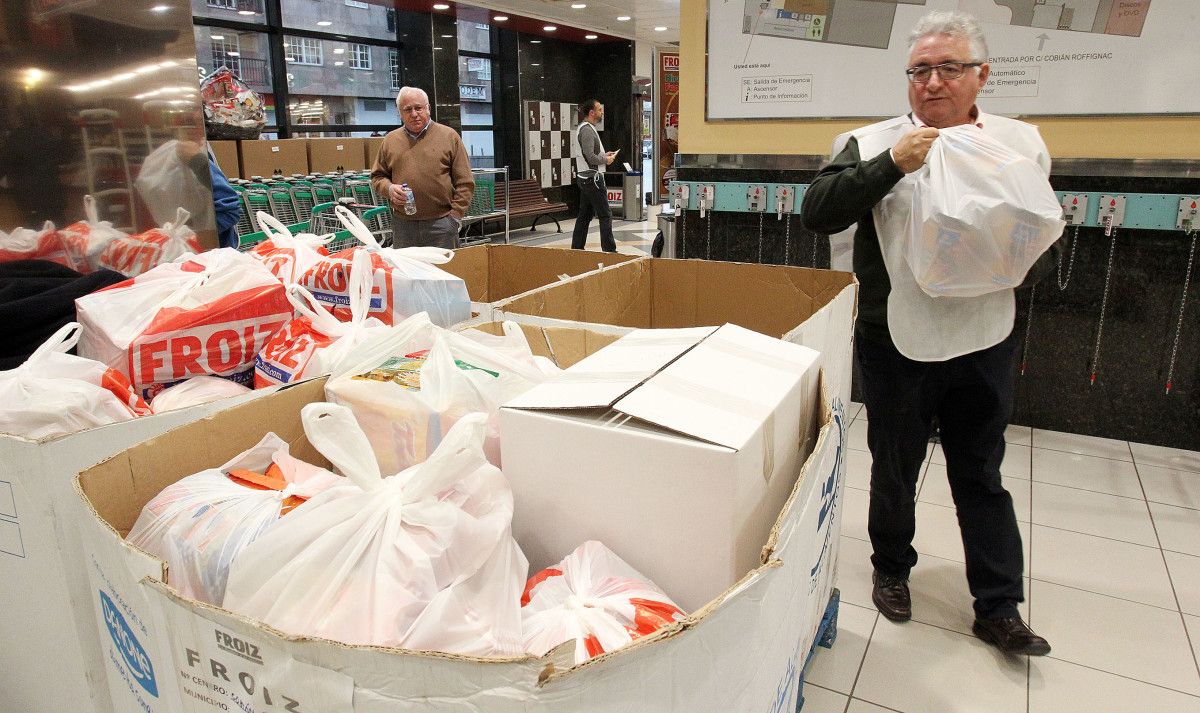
872, 571, 911, 622
973, 616, 1051, 656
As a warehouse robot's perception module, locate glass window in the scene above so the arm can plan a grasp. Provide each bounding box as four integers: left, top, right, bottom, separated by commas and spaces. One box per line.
461, 130, 495, 169
193, 27, 277, 126
192, 0, 267, 24
458, 55, 492, 124
457, 21, 491, 53
286, 36, 323, 66
280, 0, 396, 42
349, 43, 372, 70
287, 40, 399, 127
389, 49, 400, 90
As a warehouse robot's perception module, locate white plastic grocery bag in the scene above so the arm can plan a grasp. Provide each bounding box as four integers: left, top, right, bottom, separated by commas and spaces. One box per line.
324, 313, 550, 473
0, 323, 150, 439
296, 205, 470, 327
126, 433, 341, 605
134, 140, 216, 227
75, 247, 293, 399
99, 207, 202, 277
248, 212, 332, 285
906, 125, 1065, 297
0, 221, 71, 267
254, 249, 389, 387
149, 375, 252, 413
59, 195, 129, 274
521, 541, 687, 664
223, 404, 527, 655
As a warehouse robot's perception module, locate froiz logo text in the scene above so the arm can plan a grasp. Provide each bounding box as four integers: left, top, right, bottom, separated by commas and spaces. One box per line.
185, 646, 302, 712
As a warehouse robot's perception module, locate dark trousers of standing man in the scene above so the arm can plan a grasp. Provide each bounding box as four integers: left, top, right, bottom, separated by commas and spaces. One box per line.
571, 172, 616, 252
857, 328, 1024, 620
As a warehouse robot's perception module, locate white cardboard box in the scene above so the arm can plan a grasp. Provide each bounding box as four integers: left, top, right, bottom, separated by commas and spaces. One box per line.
0, 388, 268, 713
73, 315, 852, 712
501, 324, 822, 610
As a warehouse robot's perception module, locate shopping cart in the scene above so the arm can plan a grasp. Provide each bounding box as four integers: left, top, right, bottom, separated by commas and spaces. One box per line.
309, 198, 392, 251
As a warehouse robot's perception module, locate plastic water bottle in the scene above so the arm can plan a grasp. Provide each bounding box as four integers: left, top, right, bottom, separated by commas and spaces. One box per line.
401, 183, 417, 216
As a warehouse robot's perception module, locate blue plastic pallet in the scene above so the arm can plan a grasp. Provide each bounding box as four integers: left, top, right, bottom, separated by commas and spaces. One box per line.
797, 588, 841, 712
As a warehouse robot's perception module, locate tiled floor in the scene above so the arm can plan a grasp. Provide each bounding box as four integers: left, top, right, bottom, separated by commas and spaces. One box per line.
500, 203, 661, 255
803, 403, 1200, 713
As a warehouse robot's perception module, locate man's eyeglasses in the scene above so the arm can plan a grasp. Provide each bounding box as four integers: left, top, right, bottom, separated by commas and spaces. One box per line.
905, 62, 982, 84
400, 104, 429, 114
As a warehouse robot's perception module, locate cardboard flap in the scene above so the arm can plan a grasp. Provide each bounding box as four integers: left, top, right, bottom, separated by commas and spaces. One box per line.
613, 324, 820, 450
503, 326, 716, 410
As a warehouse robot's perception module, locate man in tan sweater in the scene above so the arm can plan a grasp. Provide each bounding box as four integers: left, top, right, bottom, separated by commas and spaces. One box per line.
370, 86, 475, 249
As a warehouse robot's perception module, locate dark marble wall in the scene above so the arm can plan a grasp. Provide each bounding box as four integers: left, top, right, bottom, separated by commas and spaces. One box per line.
674, 164, 1200, 451
395, 11, 435, 102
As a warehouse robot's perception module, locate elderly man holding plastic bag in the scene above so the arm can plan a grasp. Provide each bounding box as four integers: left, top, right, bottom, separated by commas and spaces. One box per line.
801, 11, 1063, 657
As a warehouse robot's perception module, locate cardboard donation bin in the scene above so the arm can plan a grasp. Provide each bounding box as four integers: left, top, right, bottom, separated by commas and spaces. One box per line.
365, 136, 386, 168
307, 138, 366, 173
207, 140, 240, 180
239, 139, 309, 179
75, 310, 851, 713
502, 323, 822, 610
440, 244, 637, 319
0, 388, 270, 713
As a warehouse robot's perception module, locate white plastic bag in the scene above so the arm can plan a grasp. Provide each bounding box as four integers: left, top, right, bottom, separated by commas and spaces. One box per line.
150, 375, 252, 413
296, 206, 470, 327
223, 404, 527, 654
521, 541, 687, 664
127, 434, 341, 604
59, 195, 129, 274
134, 140, 216, 227
248, 212, 332, 285
0, 221, 71, 267
254, 250, 389, 387
99, 208, 202, 277
325, 313, 550, 473
907, 125, 1065, 297
76, 248, 294, 399
0, 323, 150, 439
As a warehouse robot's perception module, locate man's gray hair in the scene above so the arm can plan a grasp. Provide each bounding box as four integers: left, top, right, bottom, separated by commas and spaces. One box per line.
395, 86, 430, 112
908, 11, 988, 63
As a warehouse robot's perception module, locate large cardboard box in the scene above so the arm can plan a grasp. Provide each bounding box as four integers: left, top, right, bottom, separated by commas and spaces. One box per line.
74, 313, 851, 712
442, 244, 638, 319
0, 389, 269, 713
239, 138, 309, 179
207, 140, 240, 179
502, 324, 821, 610
364, 136, 386, 169
307, 137, 366, 173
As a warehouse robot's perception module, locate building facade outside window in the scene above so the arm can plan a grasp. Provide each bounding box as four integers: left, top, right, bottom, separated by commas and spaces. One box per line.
349, 43, 372, 70
286, 37, 323, 66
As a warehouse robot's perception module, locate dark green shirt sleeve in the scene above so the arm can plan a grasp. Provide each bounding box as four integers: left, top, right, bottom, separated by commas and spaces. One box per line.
800, 137, 905, 234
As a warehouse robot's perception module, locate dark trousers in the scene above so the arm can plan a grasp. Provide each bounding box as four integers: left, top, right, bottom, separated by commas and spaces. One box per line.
571, 173, 616, 252
857, 329, 1024, 620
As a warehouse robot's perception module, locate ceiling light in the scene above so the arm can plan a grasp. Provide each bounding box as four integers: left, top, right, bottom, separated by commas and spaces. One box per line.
617, 15, 630, 21
441, 34, 453, 38
654, 26, 667, 31
66, 85, 87, 92
334, 61, 344, 66
543, 25, 557, 31
150, 4, 170, 12
434, 46, 444, 50
493, 15, 507, 21
571, 3, 586, 7
158, 60, 177, 67
433, 3, 450, 9
333, 48, 345, 53
531, 63, 540, 66
226, 51, 240, 56
316, 20, 332, 26
210, 34, 224, 40
530, 39, 541, 43
112, 72, 136, 82
237, 9, 255, 15
585, 34, 598, 39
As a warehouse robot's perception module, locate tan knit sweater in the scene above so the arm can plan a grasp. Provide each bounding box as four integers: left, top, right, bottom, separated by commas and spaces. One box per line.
369, 122, 475, 221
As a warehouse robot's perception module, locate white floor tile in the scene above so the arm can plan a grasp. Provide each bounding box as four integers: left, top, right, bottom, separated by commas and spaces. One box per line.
1151, 501, 1200, 557
1183, 614, 1200, 672
1029, 656, 1200, 713
1006, 424, 1033, 446
854, 618, 1027, 713
1165, 551, 1200, 616
804, 602, 878, 695
1131, 441, 1200, 474
1031, 448, 1144, 499
848, 401, 864, 421
842, 487, 871, 542
1139, 463, 1200, 510
1032, 428, 1132, 461
929, 443, 1032, 479
845, 449, 873, 492
1029, 579, 1200, 694
799, 685, 850, 713
912, 501, 967, 563
919, 464, 1031, 522
1032, 482, 1158, 546
908, 552, 1030, 636
1029, 524, 1177, 610
846, 700, 898, 713
834, 535, 876, 610
848, 419, 869, 452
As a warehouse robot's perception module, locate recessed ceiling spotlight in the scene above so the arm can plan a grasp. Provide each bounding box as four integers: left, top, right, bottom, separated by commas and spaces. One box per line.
333, 48, 345, 53
544, 25, 557, 31
585, 34, 598, 39
150, 5, 171, 13
530, 39, 541, 43
571, 3, 586, 7
494, 15, 508, 21
654, 26, 668, 31
237, 9, 255, 15
210, 34, 224, 40
616, 15, 630, 21
433, 3, 450, 9
441, 34, 453, 38
434, 46, 444, 50
316, 20, 332, 26
226, 51, 240, 56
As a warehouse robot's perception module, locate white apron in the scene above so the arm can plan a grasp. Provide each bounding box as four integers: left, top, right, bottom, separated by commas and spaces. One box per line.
837, 113, 1051, 362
